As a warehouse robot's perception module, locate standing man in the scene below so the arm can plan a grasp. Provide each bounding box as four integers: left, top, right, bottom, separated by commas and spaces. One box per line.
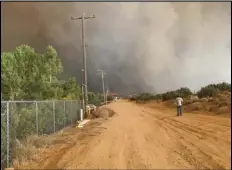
176, 96, 183, 116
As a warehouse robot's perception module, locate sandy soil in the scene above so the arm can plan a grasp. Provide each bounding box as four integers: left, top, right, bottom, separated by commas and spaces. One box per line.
17, 100, 231, 169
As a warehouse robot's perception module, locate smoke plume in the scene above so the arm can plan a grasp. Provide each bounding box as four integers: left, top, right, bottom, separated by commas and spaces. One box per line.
1, 2, 231, 94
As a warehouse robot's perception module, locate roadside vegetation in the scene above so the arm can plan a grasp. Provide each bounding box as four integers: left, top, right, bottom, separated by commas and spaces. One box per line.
130, 82, 231, 116
1, 45, 112, 168
130, 82, 231, 102
1, 44, 107, 103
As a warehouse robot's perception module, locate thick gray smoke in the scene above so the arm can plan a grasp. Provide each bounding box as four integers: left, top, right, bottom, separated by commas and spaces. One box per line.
1, 2, 231, 94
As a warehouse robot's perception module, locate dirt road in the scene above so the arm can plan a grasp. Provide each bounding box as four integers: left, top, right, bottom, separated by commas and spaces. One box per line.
23, 100, 231, 169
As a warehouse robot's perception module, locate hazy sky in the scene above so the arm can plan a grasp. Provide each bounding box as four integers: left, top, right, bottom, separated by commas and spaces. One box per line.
1, 2, 231, 94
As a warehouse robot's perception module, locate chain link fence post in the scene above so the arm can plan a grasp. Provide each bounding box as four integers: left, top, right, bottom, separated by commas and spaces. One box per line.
53, 101, 56, 133
1, 100, 82, 169
63, 101, 66, 128
70, 100, 73, 124
6, 101, 10, 168
35, 101, 39, 136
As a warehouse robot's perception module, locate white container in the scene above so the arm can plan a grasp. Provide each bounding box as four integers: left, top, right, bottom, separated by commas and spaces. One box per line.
80, 109, 83, 121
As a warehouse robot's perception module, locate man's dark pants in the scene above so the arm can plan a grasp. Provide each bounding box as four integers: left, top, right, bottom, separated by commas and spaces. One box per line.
177, 105, 182, 116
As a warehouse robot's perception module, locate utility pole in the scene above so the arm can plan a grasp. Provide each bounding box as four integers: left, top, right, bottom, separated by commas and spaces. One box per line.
106, 86, 109, 105
98, 70, 106, 105
71, 13, 95, 113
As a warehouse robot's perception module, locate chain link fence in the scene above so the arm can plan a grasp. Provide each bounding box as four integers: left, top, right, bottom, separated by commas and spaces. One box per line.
1, 100, 82, 169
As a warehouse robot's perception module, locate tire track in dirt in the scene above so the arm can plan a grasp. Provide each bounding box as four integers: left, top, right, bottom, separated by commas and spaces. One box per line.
125, 132, 149, 169
143, 107, 231, 169
159, 120, 228, 169
34, 119, 108, 169
16, 100, 231, 169
155, 114, 230, 145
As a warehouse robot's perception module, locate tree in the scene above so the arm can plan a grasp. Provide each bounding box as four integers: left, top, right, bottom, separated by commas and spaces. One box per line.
62, 77, 81, 100
1, 44, 106, 169
197, 82, 230, 98
1, 45, 63, 100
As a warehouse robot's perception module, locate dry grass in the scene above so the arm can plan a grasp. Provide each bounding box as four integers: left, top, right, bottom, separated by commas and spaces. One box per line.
13, 118, 107, 170
182, 92, 230, 116
12, 133, 64, 167
13, 117, 104, 168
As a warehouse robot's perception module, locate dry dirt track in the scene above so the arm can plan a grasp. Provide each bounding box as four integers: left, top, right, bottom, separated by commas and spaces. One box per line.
27, 100, 231, 169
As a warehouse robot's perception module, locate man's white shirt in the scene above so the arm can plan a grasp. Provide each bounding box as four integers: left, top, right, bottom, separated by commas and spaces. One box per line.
176, 97, 183, 106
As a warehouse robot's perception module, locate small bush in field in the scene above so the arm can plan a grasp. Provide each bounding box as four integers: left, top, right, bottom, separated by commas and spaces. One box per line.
131, 87, 192, 102
130, 82, 230, 103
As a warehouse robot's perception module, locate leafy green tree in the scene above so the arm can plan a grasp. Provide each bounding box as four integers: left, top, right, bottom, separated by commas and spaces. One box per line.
1, 51, 22, 100
1, 44, 106, 169
1, 45, 63, 100
62, 77, 81, 100
197, 82, 231, 98
88, 92, 102, 105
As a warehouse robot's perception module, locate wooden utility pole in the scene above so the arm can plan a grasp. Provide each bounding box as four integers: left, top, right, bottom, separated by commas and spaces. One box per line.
106, 86, 109, 105
71, 13, 95, 113
98, 70, 106, 105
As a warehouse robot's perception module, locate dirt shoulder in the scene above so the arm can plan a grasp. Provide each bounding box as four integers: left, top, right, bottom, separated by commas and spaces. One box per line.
15, 100, 231, 169
164, 92, 230, 117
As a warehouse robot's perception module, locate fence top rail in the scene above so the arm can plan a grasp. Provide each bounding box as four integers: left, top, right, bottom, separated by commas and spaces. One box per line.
1, 100, 81, 103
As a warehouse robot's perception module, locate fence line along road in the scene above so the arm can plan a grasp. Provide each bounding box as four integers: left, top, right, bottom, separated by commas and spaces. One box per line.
1, 100, 82, 169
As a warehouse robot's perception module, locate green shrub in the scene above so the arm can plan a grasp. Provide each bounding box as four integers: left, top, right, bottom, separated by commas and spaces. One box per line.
107, 95, 114, 102
161, 87, 192, 101
131, 83, 231, 102
197, 86, 219, 98
88, 92, 104, 106
197, 82, 230, 98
